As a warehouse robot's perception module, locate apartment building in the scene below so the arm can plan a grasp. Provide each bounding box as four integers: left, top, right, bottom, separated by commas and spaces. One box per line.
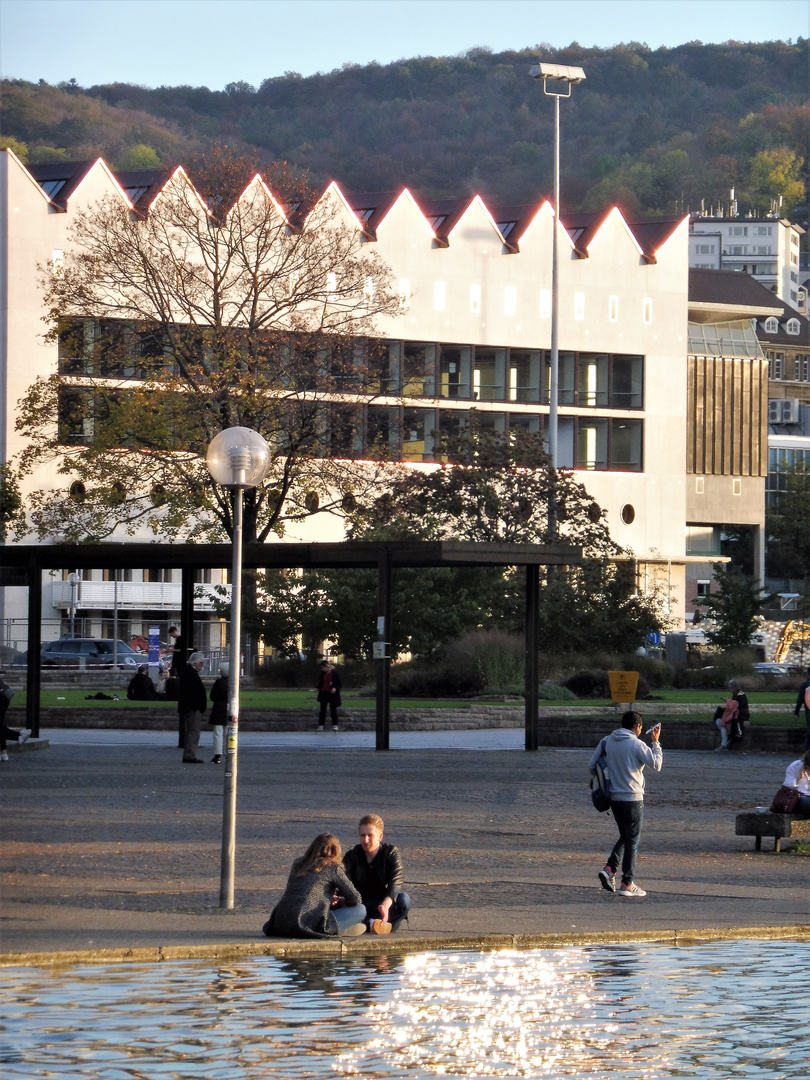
689, 211, 805, 310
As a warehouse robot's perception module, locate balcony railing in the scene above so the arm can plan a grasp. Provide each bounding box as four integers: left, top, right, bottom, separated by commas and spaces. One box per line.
50, 580, 230, 612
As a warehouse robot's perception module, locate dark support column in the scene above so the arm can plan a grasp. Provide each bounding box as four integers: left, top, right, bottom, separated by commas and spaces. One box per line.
25, 556, 42, 737
375, 549, 392, 751
181, 568, 195, 651
524, 563, 539, 751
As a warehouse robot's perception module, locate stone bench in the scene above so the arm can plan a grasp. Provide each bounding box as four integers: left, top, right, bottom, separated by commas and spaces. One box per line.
735, 811, 810, 852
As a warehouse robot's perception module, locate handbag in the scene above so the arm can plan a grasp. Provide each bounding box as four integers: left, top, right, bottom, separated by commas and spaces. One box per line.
590, 740, 611, 813
0, 686, 14, 701
769, 785, 801, 813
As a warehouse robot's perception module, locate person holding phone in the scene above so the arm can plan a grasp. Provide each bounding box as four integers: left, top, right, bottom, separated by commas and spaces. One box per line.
589, 710, 662, 898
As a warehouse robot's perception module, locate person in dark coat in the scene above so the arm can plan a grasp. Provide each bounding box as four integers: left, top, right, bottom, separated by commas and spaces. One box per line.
262, 833, 366, 939
127, 664, 156, 701
178, 652, 207, 764
342, 813, 412, 934
315, 660, 342, 732
727, 679, 749, 749
0, 676, 31, 762
208, 662, 228, 764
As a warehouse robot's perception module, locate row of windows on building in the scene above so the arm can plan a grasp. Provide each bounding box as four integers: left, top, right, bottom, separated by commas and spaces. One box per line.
766, 351, 810, 381
766, 446, 810, 503
57, 320, 646, 410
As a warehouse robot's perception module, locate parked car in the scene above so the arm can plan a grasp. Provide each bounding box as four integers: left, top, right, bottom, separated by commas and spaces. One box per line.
40, 639, 144, 668
752, 662, 790, 676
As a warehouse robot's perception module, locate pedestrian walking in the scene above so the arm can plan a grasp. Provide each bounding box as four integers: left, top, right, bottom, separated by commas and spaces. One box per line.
589, 711, 662, 898
794, 666, 810, 751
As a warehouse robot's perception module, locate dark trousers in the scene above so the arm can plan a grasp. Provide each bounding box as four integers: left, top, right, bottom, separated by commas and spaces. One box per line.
318, 696, 338, 726
607, 800, 644, 886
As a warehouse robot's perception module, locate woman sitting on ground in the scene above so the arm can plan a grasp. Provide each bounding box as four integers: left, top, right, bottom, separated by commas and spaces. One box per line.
782, 749, 810, 816
262, 833, 367, 939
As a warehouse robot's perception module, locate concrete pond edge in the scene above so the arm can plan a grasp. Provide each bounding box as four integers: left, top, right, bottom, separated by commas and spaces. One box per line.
2, 924, 808, 970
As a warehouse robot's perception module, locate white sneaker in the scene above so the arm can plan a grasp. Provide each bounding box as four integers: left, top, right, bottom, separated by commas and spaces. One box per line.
332, 725, 339, 732
618, 882, 646, 898
0, 752, 8, 762
18, 728, 31, 744
316, 726, 325, 733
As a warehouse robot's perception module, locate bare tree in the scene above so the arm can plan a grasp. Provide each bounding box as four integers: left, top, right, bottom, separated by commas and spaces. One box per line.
14, 149, 399, 544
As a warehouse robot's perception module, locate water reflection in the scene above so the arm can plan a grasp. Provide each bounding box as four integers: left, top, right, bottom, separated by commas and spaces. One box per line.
0, 940, 804, 1078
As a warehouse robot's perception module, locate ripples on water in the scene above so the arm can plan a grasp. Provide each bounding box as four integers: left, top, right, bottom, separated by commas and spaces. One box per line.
0, 939, 805, 1078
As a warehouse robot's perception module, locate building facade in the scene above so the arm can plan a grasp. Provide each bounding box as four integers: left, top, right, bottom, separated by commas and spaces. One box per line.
1, 149, 770, 641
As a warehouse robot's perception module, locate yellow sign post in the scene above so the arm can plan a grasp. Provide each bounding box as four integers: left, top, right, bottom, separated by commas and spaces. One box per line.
608, 670, 639, 705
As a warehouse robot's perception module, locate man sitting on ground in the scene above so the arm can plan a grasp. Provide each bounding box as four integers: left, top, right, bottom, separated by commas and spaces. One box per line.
342, 813, 412, 935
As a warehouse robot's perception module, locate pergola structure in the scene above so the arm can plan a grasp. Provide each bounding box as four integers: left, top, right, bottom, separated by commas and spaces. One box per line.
1, 539, 581, 750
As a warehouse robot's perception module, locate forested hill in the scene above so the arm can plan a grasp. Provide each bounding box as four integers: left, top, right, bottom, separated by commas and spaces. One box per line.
1, 39, 807, 220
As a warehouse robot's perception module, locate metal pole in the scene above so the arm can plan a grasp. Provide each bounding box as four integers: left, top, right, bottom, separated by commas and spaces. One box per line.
220, 488, 243, 909
548, 91, 560, 542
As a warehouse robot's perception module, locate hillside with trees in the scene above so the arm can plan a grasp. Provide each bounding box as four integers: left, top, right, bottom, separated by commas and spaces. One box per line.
1, 38, 808, 221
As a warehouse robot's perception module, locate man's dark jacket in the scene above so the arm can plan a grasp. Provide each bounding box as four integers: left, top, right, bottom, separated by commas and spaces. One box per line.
342, 842, 404, 907
177, 664, 207, 716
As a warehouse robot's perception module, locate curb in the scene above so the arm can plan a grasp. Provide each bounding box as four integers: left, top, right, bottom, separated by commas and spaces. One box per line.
2, 925, 808, 970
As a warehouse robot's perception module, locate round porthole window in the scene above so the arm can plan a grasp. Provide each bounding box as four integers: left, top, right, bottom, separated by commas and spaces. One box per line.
69, 480, 86, 502
621, 504, 635, 525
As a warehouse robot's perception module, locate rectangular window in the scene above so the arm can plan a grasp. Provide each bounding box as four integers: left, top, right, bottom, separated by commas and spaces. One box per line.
577, 354, 609, 407
539, 289, 551, 319
469, 283, 481, 314
402, 342, 435, 397
438, 345, 470, 399
543, 351, 576, 406
508, 349, 540, 403
610, 419, 643, 471
608, 295, 619, 322
643, 298, 653, 324
576, 419, 608, 470
610, 355, 644, 409
402, 408, 434, 462
695, 477, 705, 494
473, 347, 504, 401
733, 478, 742, 495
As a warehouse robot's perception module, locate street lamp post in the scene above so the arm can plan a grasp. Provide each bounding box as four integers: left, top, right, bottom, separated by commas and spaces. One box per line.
67, 572, 81, 638
206, 427, 271, 909
529, 62, 586, 538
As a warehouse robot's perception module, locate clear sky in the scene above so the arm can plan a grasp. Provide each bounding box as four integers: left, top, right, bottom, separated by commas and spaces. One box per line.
0, 0, 806, 91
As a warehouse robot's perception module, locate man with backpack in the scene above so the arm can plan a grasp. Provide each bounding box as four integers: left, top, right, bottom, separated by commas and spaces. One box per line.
589, 711, 662, 898
793, 666, 810, 750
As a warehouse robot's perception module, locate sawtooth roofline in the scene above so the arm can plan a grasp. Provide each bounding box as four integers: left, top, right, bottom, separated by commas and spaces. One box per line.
20, 155, 685, 259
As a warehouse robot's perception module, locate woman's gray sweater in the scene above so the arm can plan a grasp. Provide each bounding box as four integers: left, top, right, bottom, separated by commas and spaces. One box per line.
263, 863, 362, 939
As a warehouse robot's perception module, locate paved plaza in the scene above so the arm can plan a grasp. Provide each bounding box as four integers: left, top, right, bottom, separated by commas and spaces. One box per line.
1, 727, 808, 964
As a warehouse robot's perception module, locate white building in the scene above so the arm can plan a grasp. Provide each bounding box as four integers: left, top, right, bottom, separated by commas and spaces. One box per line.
0, 150, 771, 641
689, 210, 804, 310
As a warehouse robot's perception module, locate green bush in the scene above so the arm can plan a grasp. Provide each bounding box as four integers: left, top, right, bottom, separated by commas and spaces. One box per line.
445, 630, 524, 691
537, 681, 578, 701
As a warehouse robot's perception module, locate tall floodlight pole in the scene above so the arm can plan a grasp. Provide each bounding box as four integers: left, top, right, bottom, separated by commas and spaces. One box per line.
529, 62, 586, 538
206, 427, 271, 909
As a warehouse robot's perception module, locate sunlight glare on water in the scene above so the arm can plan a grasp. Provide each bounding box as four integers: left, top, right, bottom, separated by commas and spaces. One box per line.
0, 939, 805, 1078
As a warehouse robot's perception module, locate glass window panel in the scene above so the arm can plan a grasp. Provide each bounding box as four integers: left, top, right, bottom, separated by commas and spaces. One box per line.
611, 355, 643, 409
473, 347, 504, 401
576, 419, 609, 470
577, 353, 609, 407
543, 352, 575, 405
402, 342, 434, 397
610, 419, 643, 471
508, 349, 540, 403
402, 408, 434, 462
438, 345, 470, 399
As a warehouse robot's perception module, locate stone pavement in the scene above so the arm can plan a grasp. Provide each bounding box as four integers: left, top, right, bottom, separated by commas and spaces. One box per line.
1, 727, 808, 966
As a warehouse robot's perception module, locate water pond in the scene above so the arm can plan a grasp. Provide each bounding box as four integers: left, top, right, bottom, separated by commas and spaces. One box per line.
0, 939, 805, 1078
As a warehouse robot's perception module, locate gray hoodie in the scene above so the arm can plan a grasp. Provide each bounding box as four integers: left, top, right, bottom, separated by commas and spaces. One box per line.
589, 727, 663, 802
